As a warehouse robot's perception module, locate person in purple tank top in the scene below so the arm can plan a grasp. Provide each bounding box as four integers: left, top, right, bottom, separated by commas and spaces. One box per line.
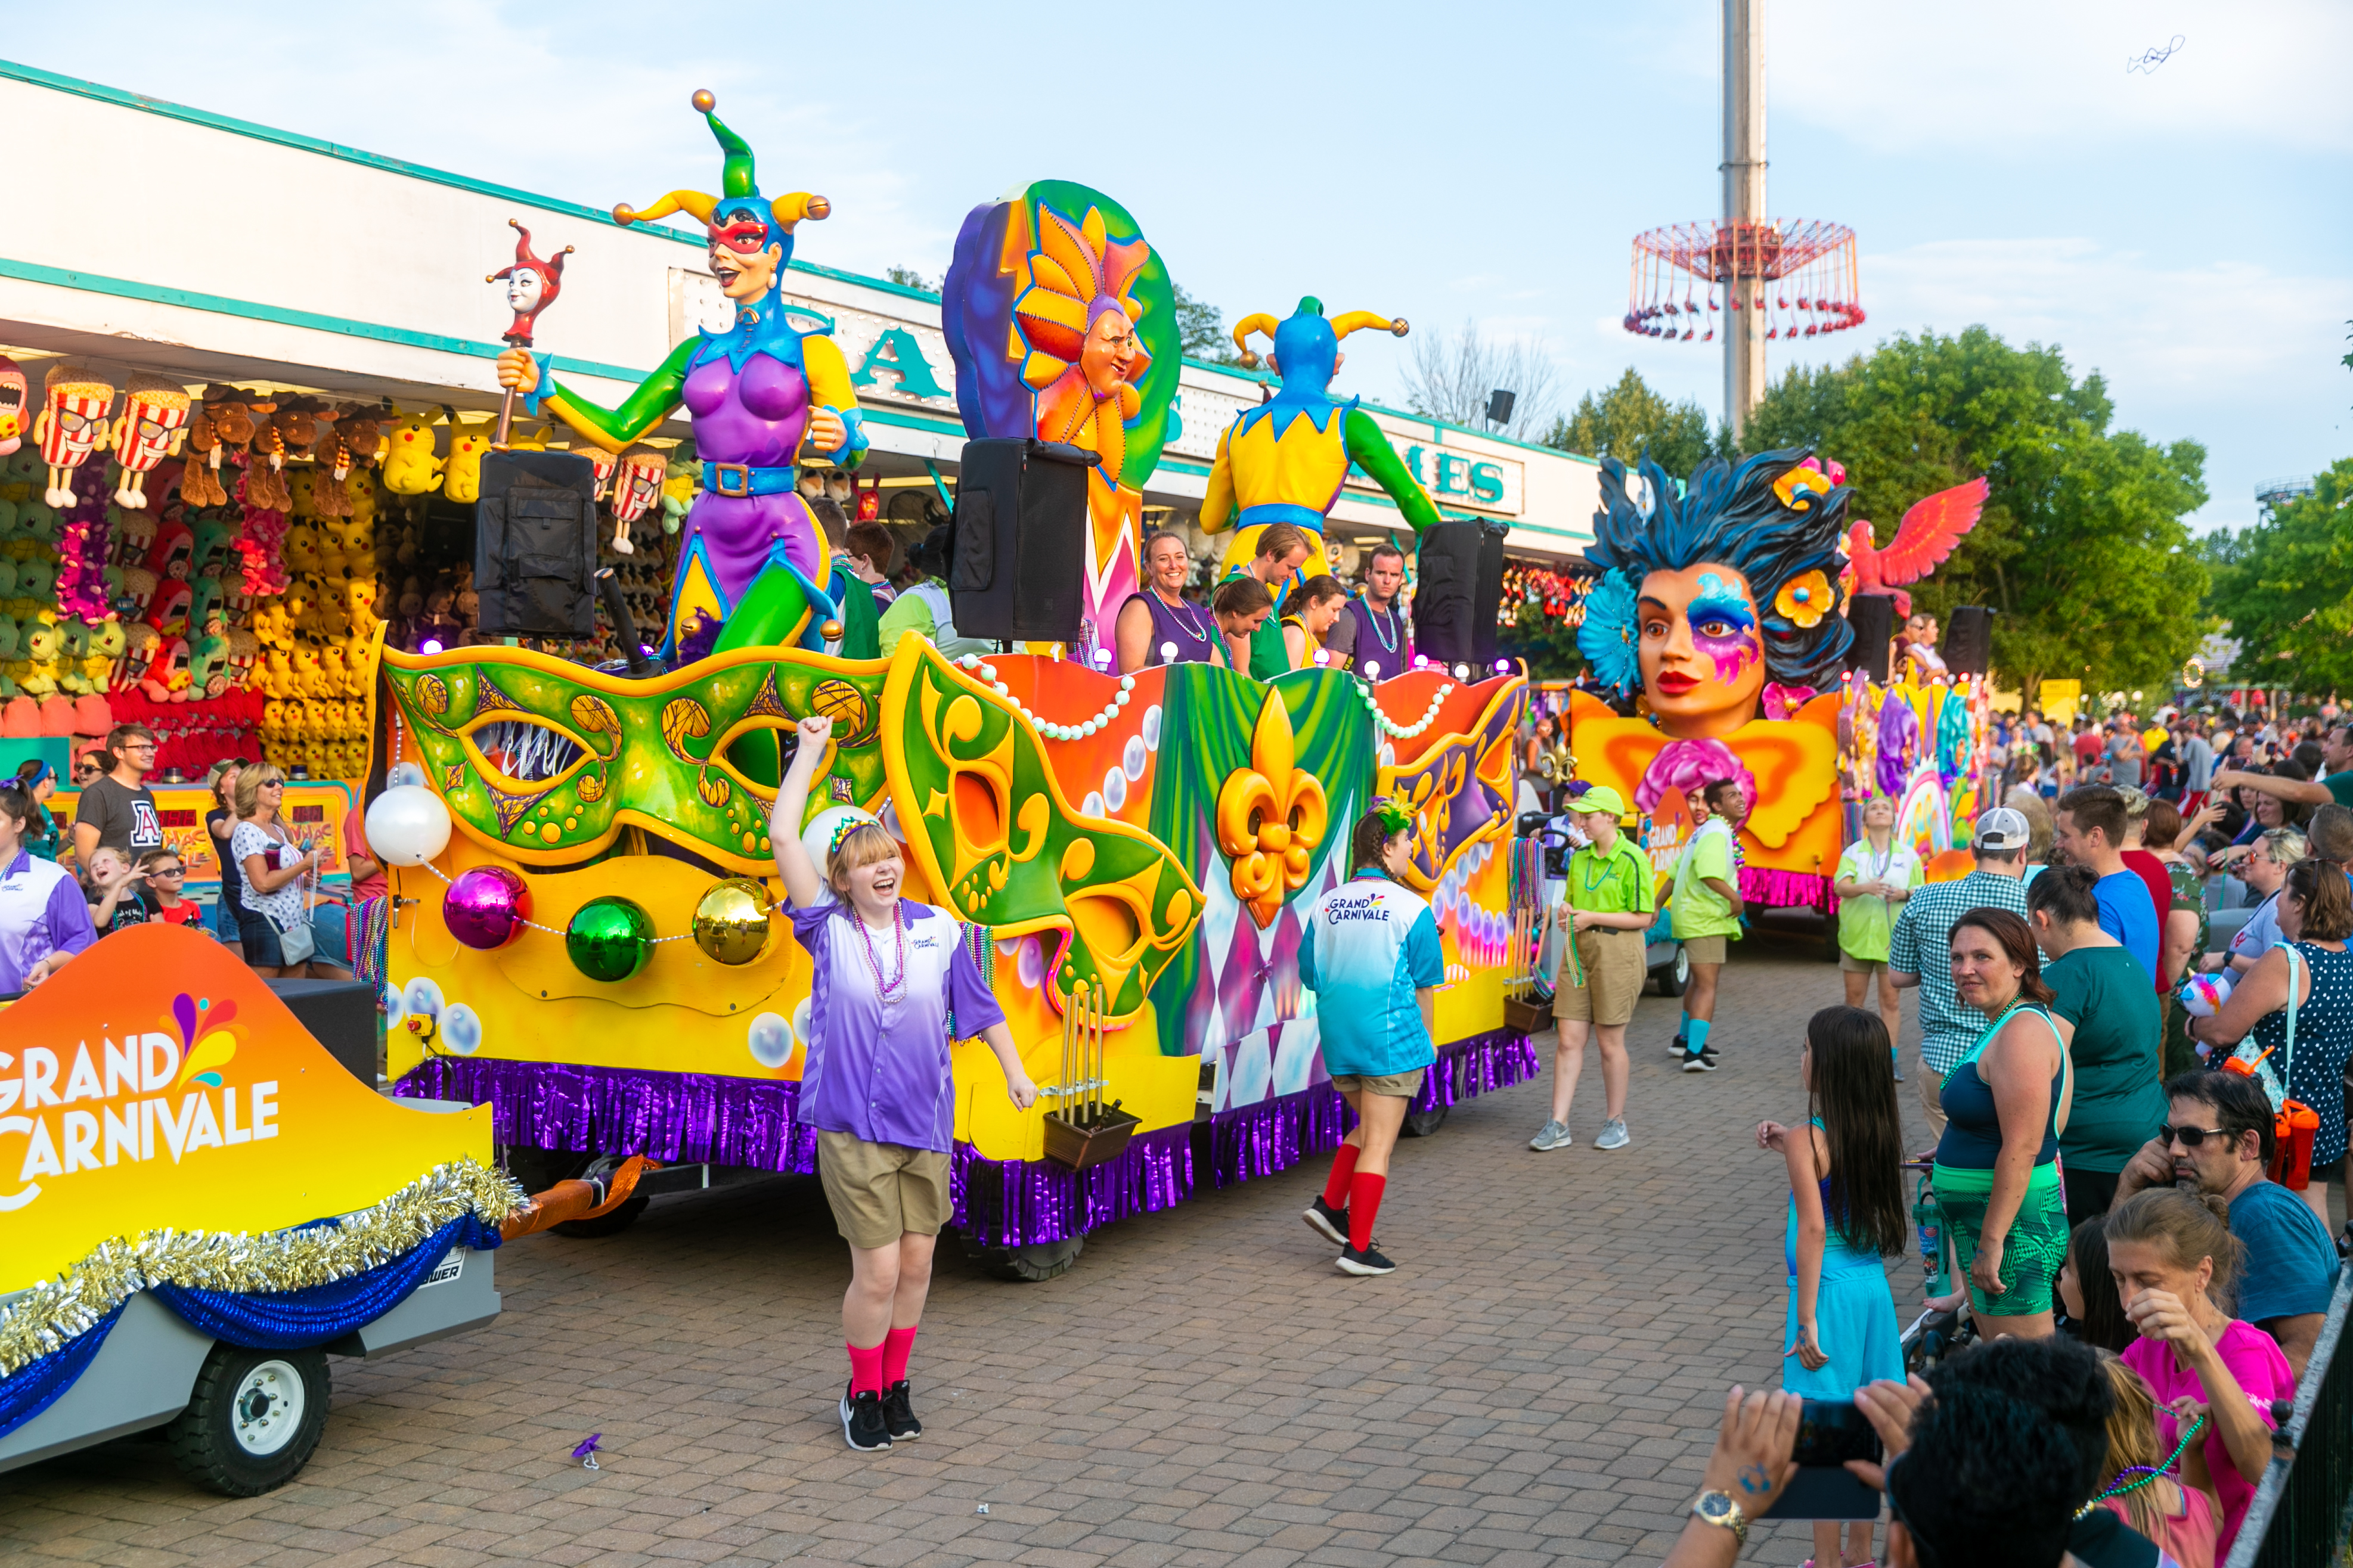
1343, 541, 1415, 679
771, 714, 1038, 1452
1114, 528, 1222, 672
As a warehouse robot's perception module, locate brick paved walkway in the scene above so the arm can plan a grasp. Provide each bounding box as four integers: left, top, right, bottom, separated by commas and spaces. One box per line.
2, 945, 1930, 1567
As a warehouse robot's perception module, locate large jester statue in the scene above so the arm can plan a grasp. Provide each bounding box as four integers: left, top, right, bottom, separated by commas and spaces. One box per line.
1200, 299, 1441, 576
495, 91, 866, 658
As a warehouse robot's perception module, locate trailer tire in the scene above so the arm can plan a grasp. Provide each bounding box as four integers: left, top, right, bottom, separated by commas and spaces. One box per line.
167, 1343, 331, 1496
1401, 1106, 1449, 1138
551, 1191, 650, 1238
966, 1233, 1084, 1283
1651, 945, 1691, 998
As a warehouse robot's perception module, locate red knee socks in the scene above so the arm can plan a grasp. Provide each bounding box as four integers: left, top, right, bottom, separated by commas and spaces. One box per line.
1348, 1172, 1386, 1252
847, 1339, 886, 1397
1322, 1144, 1360, 1209
882, 1325, 917, 1387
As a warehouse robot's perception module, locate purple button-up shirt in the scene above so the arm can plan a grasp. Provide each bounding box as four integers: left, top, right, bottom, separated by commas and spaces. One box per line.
0, 847, 98, 992
789, 897, 1005, 1153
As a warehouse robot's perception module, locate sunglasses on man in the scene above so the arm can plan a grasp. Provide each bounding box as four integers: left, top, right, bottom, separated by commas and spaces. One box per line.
2160, 1122, 2241, 1150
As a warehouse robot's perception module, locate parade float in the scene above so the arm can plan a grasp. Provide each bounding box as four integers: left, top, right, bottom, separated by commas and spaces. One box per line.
1564, 453, 1992, 918
376, 98, 1533, 1280
0, 925, 641, 1494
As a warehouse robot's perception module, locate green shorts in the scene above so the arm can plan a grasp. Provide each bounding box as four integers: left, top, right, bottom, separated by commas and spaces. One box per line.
1935, 1159, 2068, 1318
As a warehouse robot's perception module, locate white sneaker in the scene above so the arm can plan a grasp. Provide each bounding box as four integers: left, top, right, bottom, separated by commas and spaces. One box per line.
1529, 1120, 1573, 1151
1595, 1119, 1630, 1151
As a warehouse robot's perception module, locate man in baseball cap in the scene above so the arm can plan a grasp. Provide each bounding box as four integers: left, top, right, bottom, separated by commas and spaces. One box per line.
1885, 805, 2035, 1133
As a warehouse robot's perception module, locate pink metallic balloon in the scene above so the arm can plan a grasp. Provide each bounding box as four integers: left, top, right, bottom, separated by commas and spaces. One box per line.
445, 865, 532, 951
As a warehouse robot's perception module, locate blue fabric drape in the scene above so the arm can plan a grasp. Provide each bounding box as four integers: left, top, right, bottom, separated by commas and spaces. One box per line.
151, 1215, 503, 1349
0, 1303, 128, 1442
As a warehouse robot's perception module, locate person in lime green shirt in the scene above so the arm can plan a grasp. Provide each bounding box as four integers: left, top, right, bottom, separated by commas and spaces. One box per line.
1220, 523, 1315, 681
1532, 785, 1655, 1154
1671, 777, 1749, 1072
1834, 796, 1924, 1070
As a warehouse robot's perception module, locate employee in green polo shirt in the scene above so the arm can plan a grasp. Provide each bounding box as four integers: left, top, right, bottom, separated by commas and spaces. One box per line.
1532, 785, 1656, 1154
1221, 523, 1315, 680
1672, 777, 1750, 1073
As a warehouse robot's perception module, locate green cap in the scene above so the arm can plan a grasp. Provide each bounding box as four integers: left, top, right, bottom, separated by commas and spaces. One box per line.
1572, 784, 1627, 818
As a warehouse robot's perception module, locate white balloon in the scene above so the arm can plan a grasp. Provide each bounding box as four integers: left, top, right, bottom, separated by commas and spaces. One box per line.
365, 784, 451, 867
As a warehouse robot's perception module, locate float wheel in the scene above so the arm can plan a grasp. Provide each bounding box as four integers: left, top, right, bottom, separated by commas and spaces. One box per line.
966, 1232, 1085, 1283
1401, 1106, 1449, 1138
167, 1343, 331, 1496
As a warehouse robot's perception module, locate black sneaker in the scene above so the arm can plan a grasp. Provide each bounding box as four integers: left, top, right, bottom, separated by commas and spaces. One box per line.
1336, 1243, 1396, 1276
1302, 1194, 1348, 1247
1669, 1035, 1688, 1060
881, 1380, 922, 1442
1681, 1047, 1719, 1073
840, 1385, 892, 1451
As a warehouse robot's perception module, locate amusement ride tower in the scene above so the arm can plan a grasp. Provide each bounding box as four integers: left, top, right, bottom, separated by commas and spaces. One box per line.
1623, 0, 1864, 439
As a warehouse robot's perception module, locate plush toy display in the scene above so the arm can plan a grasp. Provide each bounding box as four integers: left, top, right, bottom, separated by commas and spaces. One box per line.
34, 362, 117, 507
0, 354, 30, 455
107, 375, 194, 509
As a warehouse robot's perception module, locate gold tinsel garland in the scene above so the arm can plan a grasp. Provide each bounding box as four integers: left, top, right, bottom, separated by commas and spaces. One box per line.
0, 1158, 528, 1376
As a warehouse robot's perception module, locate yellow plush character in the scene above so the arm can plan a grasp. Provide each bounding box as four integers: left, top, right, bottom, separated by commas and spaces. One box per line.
292, 645, 328, 698
345, 579, 381, 639
261, 698, 287, 746
318, 644, 350, 695
18, 617, 61, 698
283, 524, 323, 575
261, 648, 296, 698
343, 470, 377, 526
442, 411, 495, 504
286, 468, 320, 520
380, 406, 445, 496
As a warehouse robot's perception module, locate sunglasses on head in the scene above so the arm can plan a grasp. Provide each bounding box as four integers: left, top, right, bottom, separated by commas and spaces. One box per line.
2161, 1122, 2238, 1149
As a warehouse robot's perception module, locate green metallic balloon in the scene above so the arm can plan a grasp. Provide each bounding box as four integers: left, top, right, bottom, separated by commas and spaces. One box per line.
566, 896, 656, 983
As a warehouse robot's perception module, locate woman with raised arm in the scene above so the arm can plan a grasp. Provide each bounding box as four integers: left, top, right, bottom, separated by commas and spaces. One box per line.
769, 715, 1038, 1453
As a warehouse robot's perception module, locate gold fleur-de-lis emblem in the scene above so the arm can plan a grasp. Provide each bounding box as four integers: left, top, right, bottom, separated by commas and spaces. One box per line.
1215, 692, 1328, 928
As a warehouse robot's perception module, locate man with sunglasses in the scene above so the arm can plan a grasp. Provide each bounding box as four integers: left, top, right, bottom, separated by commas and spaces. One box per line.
71, 724, 163, 867
2115, 1068, 2340, 1377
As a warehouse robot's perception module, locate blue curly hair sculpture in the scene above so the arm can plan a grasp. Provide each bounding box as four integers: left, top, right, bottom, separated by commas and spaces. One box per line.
1585, 446, 1855, 692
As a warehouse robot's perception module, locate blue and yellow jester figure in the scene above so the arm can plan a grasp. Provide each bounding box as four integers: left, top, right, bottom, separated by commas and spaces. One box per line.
494, 91, 867, 660
1199, 299, 1442, 676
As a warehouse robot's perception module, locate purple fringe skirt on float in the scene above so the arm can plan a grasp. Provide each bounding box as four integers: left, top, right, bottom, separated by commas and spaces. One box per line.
1741, 865, 1836, 914
395, 1028, 1538, 1250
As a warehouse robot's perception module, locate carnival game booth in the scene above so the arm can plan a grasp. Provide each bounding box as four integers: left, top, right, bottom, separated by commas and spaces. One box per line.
380, 635, 1532, 1278
0, 926, 542, 1493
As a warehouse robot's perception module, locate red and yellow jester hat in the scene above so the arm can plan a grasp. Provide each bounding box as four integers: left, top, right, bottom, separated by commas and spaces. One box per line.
611, 90, 830, 265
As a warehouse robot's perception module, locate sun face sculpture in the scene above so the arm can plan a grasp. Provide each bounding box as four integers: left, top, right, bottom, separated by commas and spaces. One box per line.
1014, 203, 1153, 484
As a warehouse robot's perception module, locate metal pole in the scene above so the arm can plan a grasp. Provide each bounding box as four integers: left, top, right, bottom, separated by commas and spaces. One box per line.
1722, 0, 1768, 440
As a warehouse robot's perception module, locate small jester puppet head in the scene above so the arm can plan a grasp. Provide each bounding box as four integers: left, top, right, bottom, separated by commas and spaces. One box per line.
486, 219, 574, 347
1579, 448, 1852, 740
613, 90, 829, 308
1231, 297, 1409, 398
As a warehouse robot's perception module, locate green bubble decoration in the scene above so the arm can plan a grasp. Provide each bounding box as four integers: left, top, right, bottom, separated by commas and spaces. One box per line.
566, 896, 656, 983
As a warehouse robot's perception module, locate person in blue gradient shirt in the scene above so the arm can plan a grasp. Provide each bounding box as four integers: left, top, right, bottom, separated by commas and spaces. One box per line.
1297, 801, 1446, 1278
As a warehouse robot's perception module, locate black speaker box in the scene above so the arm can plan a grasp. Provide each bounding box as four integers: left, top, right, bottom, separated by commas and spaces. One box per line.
1845, 593, 1895, 681
948, 438, 1095, 643
1943, 605, 1995, 676
476, 450, 602, 637
266, 978, 379, 1086
1413, 520, 1508, 667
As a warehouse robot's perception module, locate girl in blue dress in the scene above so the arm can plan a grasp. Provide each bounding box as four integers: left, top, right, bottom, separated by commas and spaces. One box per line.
1756, 1005, 1909, 1568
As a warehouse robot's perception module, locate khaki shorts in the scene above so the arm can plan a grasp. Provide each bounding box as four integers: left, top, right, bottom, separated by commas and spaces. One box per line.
1917, 1057, 1948, 1135
816, 1129, 951, 1250
1682, 934, 1729, 966
1840, 952, 1889, 977
1331, 1069, 1427, 1100
1554, 927, 1647, 1027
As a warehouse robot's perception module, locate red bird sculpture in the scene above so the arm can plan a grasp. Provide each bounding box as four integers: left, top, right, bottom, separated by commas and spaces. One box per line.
1840, 476, 1989, 618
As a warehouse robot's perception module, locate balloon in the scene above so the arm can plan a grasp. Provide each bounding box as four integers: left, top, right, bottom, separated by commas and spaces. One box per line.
365, 784, 452, 867
692, 878, 773, 965
566, 896, 654, 982
445, 865, 532, 950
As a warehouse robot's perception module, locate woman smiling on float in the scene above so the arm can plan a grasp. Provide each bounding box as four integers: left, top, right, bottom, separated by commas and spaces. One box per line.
771, 715, 1039, 1452
1115, 529, 1218, 674
1935, 906, 2073, 1342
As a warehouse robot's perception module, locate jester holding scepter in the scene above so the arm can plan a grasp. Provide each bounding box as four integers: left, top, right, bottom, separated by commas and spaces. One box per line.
495, 91, 866, 659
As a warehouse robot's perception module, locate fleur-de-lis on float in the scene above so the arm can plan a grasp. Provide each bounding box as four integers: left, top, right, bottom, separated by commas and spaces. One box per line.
1216, 692, 1329, 928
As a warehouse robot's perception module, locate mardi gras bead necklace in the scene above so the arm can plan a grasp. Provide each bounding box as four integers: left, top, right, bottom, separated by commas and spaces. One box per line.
856, 903, 908, 1002
2073, 1414, 2205, 1520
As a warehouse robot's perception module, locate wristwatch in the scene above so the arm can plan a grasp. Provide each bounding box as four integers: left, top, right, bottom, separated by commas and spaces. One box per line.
1691, 1490, 1748, 1545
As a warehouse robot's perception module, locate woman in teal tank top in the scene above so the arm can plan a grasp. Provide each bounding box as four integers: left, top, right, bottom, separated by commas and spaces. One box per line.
1935, 906, 2073, 1339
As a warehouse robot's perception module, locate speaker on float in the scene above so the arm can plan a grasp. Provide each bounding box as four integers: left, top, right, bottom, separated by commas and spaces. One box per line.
1412, 519, 1508, 667
1943, 605, 1995, 676
476, 450, 602, 638
1844, 593, 1895, 681
947, 437, 1095, 644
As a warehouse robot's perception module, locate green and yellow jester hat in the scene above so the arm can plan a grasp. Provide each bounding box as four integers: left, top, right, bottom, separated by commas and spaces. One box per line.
612, 89, 830, 263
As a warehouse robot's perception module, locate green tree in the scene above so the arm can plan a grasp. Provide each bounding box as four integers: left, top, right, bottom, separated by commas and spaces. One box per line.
1174, 284, 1237, 362
1543, 368, 1730, 479
2206, 458, 2353, 693
885, 265, 934, 293
1740, 327, 2209, 695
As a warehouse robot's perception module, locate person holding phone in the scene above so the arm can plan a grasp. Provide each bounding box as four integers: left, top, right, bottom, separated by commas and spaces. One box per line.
231, 763, 331, 977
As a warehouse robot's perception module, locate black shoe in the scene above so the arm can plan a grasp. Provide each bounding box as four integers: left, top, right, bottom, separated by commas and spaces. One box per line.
840, 1385, 892, 1451
1681, 1047, 1719, 1073
1337, 1243, 1396, 1276
1302, 1194, 1348, 1247
1669, 1035, 1688, 1060
881, 1379, 922, 1442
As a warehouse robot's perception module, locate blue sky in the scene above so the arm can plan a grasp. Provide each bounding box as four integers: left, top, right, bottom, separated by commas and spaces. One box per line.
6, 0, 2345, 532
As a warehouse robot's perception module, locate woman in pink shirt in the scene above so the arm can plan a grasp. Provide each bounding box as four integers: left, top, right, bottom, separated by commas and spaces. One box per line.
2105, 1187, 2296, 1559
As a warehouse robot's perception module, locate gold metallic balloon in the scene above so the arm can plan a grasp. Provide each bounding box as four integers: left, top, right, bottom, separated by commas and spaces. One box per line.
692, 878, 774, 965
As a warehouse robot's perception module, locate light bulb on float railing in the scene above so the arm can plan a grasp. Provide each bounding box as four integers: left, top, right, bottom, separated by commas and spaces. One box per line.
1452, 663, 1470, 680
1159, 641, 1178, 663
1315, 650, 1330, 666
1363, 660, 1381, 681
